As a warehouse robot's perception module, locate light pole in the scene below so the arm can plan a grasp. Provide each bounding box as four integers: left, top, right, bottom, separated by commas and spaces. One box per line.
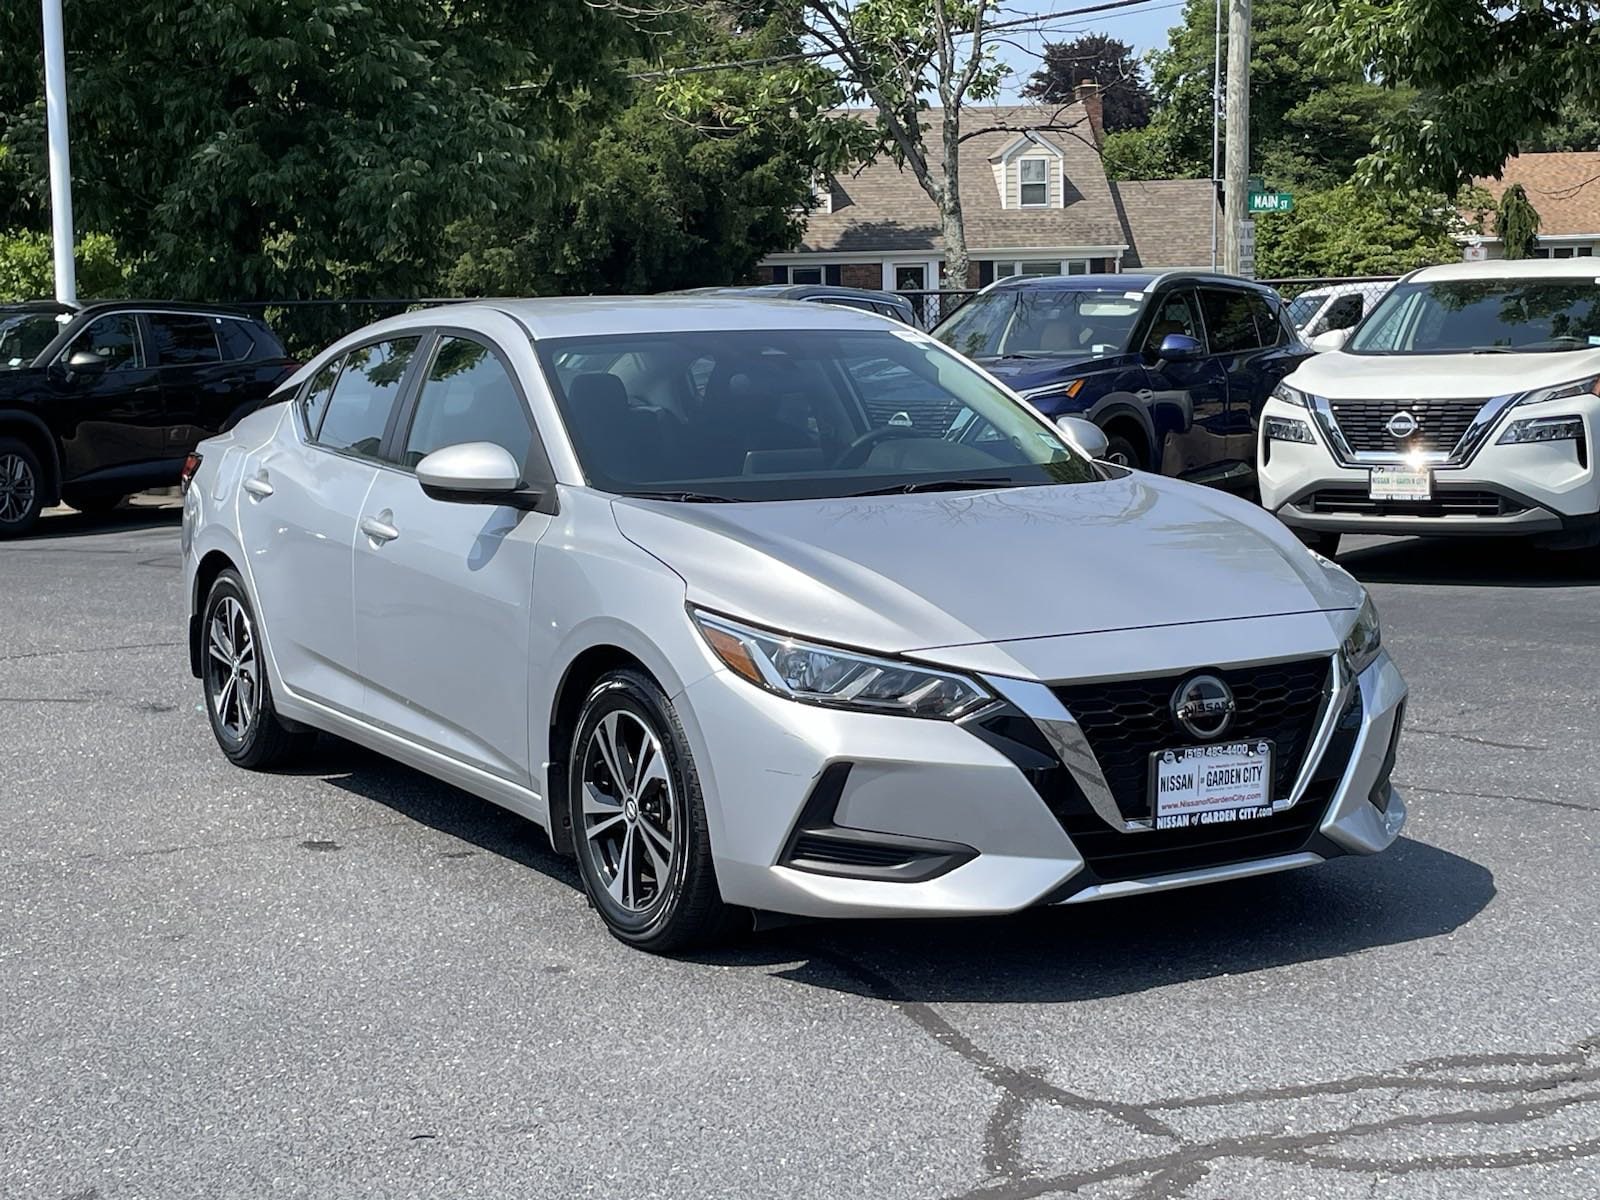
42, 0, 77, 304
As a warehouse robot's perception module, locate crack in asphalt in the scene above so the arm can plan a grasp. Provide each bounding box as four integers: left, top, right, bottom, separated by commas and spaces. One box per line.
3, 818, 411, 870
802, 946, 1600, 1200
0, 640, 182, 664
1407, 726, 1547, 752
1413, 785, 1600, 815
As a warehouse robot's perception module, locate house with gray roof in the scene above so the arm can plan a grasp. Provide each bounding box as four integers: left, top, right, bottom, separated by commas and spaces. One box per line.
760, 88, 1220, 293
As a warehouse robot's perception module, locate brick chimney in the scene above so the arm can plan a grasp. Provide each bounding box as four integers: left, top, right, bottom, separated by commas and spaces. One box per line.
1074, 80, 1104, 147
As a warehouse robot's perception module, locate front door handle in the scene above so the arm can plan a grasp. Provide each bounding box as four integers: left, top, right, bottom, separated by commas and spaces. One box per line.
360, 512, 400, 544
242, 473, 274, 499
1135, 388, 1154, 402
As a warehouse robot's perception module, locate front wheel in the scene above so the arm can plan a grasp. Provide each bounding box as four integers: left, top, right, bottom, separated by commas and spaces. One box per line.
1102, 432, 1143, 470
0, 437, 45, 538
201, 570, 313, 769
568, 669, 741, 953
1294, 528, 1342, 558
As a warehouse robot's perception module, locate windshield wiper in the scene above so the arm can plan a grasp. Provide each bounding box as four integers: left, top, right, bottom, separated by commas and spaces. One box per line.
844, 477, 1023, 497
619, 490, 740, 503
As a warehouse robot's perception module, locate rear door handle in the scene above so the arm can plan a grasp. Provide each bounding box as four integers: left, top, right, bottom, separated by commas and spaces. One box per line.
242, 473, 274, 499
360, 512, 399, 544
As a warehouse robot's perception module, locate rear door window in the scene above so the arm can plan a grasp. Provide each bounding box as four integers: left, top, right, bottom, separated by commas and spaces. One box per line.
1197, 288, 1266, 354
314, 337, 420, 461
149, 314, 222, 365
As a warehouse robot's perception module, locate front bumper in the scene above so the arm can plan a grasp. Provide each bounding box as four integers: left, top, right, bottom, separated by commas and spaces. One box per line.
1258, 396, 1600, 541
677, 645, 1407, 920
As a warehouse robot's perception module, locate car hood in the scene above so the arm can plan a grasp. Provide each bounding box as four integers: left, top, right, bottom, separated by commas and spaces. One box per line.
0, 366, 47, 395
974, 352, 1140, 395
1290, 346, 1600, 399
611, 474, 1363, 657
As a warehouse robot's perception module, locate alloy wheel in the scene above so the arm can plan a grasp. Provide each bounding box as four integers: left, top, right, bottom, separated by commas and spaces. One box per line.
0, 453, 36, 524
206, 595, 259, 742
580, 710, 679, 914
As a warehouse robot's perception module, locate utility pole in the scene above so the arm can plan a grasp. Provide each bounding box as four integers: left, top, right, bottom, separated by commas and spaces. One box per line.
41, 0, 77, 304
1210, 0, 1222, 269
1222, 0, 1250, 276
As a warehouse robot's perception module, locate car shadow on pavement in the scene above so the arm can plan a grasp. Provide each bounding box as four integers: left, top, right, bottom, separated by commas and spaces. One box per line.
731, 838, 1494, 1005
25, 503, 183, 541
1338, 535, 1599, 588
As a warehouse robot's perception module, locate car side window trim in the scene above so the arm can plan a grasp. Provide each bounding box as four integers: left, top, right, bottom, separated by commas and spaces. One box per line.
386, 325, 559, 500
295, 329, 431, 468
54, 312, 147, 371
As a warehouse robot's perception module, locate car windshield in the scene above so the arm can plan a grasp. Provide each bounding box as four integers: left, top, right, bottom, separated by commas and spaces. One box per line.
0, 311, 66, 369
535, 328, 1101, 501
1348, 278, 1600, 354
933, 288, 1144, 359
1285, 293, 1325, 329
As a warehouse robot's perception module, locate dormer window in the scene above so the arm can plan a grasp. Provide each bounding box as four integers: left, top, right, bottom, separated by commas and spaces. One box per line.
1019, 158, 1050, 207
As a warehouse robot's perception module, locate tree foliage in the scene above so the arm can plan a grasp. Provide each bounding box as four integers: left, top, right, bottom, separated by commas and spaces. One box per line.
0, 0, 633, 301
1494, 183, 1542, 260
0, 230, 128, 301
1022, 34, 1153, 133
1310, 0, 1600, 190
1253, 185, 1468, 278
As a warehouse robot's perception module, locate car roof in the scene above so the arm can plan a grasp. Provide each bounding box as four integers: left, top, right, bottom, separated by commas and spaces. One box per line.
1405, 258, 1600, 283
0, 299, 77, 316
985, 270, 1276, 295
72, 299, 256, 319
674, 284, 908, 304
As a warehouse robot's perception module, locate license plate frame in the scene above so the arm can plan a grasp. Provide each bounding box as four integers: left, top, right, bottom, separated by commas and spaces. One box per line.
1149, 740, 1275, 830
1369, 466, 1432, 501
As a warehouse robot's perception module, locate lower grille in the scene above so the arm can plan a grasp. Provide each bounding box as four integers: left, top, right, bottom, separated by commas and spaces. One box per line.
789, 834, 917, 869
1328, 398, 1484, 455
1052, 658, 1331, 823
1304, 488, 1525, 518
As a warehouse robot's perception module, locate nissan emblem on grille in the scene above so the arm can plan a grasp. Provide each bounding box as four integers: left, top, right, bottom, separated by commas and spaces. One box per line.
1171, 675, 1236, 740
1386, 411, 1420, 439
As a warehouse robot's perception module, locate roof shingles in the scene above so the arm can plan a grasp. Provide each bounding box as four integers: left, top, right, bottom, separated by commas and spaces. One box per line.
1474, 152, 1600, 237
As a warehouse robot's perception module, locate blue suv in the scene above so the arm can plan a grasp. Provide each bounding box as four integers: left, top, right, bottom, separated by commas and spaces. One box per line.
933, 272, 1310, 486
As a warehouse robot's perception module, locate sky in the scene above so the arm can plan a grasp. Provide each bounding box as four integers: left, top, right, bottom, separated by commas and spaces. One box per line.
990, 0, 1192, 98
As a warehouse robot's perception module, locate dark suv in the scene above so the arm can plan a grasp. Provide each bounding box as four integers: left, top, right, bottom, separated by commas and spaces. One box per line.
0, 301, 294, 535
934, 272, 1311, 485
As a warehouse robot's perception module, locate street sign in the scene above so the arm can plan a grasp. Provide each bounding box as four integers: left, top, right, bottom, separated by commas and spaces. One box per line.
1247, 175, 1265, 193
1248, 191, 1294, 214
1463, 242, 1487, 262
1236, 219, 1256, 279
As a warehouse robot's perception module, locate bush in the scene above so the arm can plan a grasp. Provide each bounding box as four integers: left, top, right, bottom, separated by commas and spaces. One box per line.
0, 230, 129, 302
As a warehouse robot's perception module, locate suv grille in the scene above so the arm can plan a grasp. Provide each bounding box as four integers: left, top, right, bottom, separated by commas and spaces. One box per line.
1304, 488, 1526, 518
1051, 658, 1331, 823
1328, 398, 1485, 455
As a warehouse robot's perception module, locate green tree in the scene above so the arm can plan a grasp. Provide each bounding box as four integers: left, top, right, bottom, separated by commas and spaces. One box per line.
1254, 184, 1467, 278
0, 230, 128, 301
1495, 184, 1541, 260
0, 1, 633, 301
1022, 34, 1153, 132
1311, 0, 1600, 190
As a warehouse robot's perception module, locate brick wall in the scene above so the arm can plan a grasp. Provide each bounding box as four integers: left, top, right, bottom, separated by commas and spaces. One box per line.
840, 264, 882, 290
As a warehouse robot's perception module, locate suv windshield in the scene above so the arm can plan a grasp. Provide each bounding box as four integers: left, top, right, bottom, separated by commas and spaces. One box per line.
934, 288, 1144, 360
1349, 278, 1600, 354
0, 311, 67, 369
536, 328, 1100, 501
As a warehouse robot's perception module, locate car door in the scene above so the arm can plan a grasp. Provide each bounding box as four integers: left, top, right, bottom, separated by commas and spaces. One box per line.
149, 311, 254, 454
47, 312, 166, 484
1197, 286, 1312, 466
1136, 287, 1228, 477
237, 335, 423, 716
351, 330, 556, 785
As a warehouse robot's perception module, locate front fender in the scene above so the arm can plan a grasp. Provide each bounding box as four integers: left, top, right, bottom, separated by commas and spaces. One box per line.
0, 408, 63, 504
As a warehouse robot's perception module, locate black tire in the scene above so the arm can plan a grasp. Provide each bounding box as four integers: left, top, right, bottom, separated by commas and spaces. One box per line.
201, 569, 313, 769
1102, 431, 1144, 470
1294, 528, 1342, 558
568, 668, 742, 953
63, 490, 125, 516
0, 436, 45, 538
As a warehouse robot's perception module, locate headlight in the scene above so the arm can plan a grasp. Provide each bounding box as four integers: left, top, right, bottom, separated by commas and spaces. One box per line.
1264, 415, 1315, 444
1341, 595, 1382, 677
1020, 378, 1085, 401
1272, 382, 1310, 407
691, 610, 993, 719
1497, 415, 1585, 444
1516, 375, 1600, 406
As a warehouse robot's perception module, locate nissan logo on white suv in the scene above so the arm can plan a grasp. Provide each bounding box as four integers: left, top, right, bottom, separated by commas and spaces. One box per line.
1386, 411, 1420, 439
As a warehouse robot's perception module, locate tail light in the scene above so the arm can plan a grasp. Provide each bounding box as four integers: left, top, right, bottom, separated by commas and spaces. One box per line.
179, 452, 203, 495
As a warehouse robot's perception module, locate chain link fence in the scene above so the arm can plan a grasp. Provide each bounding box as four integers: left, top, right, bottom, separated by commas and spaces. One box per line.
1257, 276, 1399, 341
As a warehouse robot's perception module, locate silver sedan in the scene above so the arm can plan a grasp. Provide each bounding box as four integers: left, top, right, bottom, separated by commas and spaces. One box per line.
181, 298, 1407, 952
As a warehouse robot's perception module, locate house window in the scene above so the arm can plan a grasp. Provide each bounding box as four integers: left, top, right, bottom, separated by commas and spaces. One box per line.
1019, 158, 1050, 207
993, 259, 1091, 279
792, 266, 824, 284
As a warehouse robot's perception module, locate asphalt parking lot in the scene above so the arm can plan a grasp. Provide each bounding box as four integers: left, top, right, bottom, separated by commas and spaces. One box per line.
3, 502, 1598, 1200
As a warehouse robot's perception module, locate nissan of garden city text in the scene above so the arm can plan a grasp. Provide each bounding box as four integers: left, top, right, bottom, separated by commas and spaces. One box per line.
1258, 258, 1600, 557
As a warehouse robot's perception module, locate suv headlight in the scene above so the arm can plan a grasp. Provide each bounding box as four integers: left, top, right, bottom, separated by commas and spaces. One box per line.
1516, 374, 1600, 406
1272, 382, 1310, 407
1341, 595, 1382, 677
692, 610, 993, 719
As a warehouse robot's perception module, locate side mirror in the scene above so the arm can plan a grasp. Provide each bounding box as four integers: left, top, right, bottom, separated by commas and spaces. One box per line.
416, 442, 530, 506
1156, 333, 1203, 362
66, 349, 105, 371
1309, 328, 1350, 353
1054, 415, 1109, 461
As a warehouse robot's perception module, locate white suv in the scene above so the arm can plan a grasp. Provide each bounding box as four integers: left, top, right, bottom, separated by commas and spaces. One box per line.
1259, 259, 1600, 555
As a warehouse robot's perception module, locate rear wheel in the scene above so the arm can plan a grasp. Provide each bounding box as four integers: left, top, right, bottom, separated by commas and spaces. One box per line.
1294, 529, 1342, 558
568, 669, 742, 953
201, 570, 313, 769
0, 437, 44, 538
